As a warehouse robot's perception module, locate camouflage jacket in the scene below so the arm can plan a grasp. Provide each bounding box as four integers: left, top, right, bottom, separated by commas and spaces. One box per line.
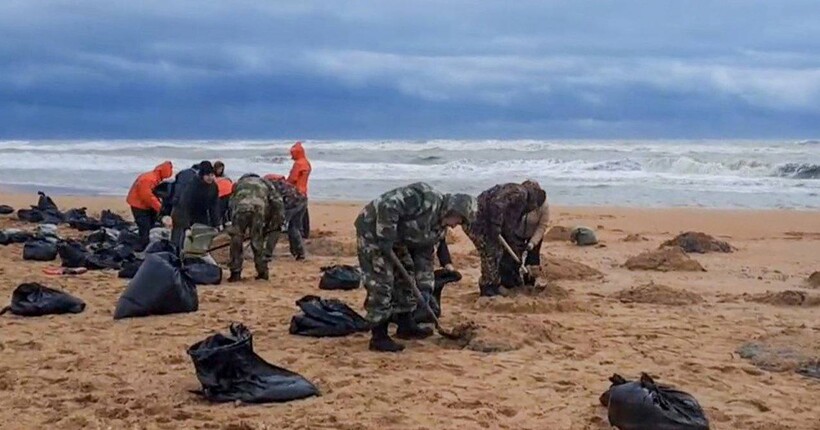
231, 174, 285, 227
474, 183, 535, 237
355, 182, 447, 249
270, 179, 307, 211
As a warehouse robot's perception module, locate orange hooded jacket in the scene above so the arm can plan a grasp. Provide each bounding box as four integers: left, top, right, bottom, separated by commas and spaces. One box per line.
126, 161, 173, 212
216, 177, 233, 198
287, 142, 311, 196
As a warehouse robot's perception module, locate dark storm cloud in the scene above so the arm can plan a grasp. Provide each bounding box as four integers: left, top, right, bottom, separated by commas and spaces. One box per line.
1, 0, 819, 138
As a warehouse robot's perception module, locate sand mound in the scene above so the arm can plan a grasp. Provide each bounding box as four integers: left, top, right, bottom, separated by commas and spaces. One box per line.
807, 271, 820, 289
473, 286, 583, 314
624, 247, 706, 272
738, 328, 820, 379
543, 257, 602, 281
304, 238, 357, 257
615, 283, 703, 306
453, 320, 560, 353
745, 290, 820, 307
544, 226, 572, 242
661, 231, 734, 254
622, 233, 649, 242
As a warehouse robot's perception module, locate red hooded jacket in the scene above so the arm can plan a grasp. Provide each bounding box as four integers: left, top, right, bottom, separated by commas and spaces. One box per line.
287, 142, 311, 196
127, 161, 173, 212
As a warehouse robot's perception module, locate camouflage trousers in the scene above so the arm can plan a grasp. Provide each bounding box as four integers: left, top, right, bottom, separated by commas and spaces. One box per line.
467, 230, 504, 290
357, 235, 435, 325
229, 209, 278, 276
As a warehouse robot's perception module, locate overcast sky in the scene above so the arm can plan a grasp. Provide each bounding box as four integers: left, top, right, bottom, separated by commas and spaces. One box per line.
1, 0, 819, 139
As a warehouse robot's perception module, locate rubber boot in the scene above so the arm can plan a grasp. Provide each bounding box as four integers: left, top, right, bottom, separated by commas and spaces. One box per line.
479, 284, 501, 297
228, 271, 242, 283
369, 322, 405, 352
395, 312, 433, 340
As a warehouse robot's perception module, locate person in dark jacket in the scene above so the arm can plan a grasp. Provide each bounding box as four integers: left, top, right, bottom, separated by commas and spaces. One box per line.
169, 163, 201, 247
171, 161, 220, 249
268, 177, 308, 260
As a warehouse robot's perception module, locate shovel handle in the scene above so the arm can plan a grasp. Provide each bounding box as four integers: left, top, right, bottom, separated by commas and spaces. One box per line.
497, 234, 522, 264
387, 250, 443, 329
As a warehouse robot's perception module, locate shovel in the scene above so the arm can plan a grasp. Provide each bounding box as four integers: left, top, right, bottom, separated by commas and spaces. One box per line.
497, 234, 530, 279
387, 250, 475, 341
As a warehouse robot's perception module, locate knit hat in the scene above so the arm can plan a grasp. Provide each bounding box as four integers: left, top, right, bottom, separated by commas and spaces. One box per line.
199, 161, 215, 176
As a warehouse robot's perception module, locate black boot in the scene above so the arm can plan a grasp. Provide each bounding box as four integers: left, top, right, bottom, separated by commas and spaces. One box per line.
255, 270, 269, 281
395, 312, 433, 340
228, 271, 242, 283
369, 322, 405, 352
479, 284, 501, 297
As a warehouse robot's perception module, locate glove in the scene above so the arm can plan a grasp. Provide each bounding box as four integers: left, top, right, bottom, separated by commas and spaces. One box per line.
378, 241, 394, 256
526, 241, 535, 251
161, 216, 172, 228
444, 264, 456, 272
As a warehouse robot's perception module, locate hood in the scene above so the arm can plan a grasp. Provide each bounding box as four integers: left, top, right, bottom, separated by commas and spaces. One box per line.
154, 161, 173, 180
442, 193, 477, 225
290, 141, 306, 160
521, 180, 546, 212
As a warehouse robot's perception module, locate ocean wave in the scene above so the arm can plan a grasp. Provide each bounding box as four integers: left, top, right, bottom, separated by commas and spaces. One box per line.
774, 163, 820, 179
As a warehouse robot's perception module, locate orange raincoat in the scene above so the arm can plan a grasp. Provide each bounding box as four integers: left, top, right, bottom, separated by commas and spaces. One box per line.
126, 161, 173, 212
216, 177, 233, 198
287, 142, 311, 196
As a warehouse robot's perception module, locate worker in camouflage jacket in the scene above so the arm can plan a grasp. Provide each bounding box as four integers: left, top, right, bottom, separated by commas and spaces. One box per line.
355, 182, 476, 352
268, 178, 309, 260
469, 180, 547, 297
227, 174, 285, 282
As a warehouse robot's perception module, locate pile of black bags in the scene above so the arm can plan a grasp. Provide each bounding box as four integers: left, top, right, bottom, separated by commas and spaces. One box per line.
0, 229, 34, 246
113, 252, 198, 319
289, 295, 369, 337
188, 323, 319, 403
0, 283, 85, 316
318, 265, 361, 290
600, 373, 710, 430
15, 191, 134, 233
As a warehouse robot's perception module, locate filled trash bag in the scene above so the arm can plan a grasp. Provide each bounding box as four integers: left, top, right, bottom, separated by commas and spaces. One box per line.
289, 295, 369, 337
411, 269, 462, 324
0, 205, 14, 215
113, 252, 198, 319
603, 373, 710, 430
188, 323, 319, 403
23, 239, 58, 261
37, 191, 58, 211
57, 240, 89, 268
570, 226, 598, 246
183, 257, 223, 285
318, 265, 361, 290
101, 210, 132, 230
117, 258, 144, 279
117, 229, 141, 247
0, 229, 33, 246
0, 282, 85, 316
145, 239, 176, 255
17, 208, 44, 223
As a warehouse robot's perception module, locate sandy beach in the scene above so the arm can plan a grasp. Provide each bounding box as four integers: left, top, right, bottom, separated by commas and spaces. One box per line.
0, 192, 818, 430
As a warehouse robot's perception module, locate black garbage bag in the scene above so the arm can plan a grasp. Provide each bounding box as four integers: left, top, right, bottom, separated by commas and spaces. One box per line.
63, 207, 87, 221
17, 208, 43, 223
188, 323, 319, 403
37, 191, 58, 211
118, 258, 144, 279
23, 238, 58, 261
289, 295, 369, 337
0, 229, 33, 246
0, 205, 13, 215
100, 210, 132, 230
145, 239, 176, 254
113, 252, 198, 319
85, 248, 124, 270
57, 240, 89, 268
603, 373, 710, 430
117, 229, 141, 247
85, 228, 119, 247
183, 258, 223, 285
69, 218, 102, 232
411, 269, 462, 324
0, 283, 85, 317
318, 265, 361, 290
40, 209, 64, 225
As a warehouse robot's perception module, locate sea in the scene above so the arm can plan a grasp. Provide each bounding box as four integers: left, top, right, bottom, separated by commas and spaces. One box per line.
0, 139, 817, 209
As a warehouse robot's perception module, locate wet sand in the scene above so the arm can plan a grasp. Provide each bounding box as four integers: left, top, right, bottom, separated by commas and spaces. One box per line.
0, 193, 819, 430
